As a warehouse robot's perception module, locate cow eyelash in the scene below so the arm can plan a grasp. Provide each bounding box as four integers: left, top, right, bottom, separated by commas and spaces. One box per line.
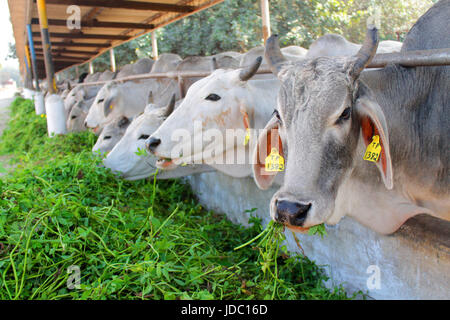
139, 134, 150, 140
205, 93, 221, 101
336, 107, 351, 124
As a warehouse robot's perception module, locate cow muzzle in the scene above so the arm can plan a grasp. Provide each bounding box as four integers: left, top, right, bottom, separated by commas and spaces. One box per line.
274, 199, 311, 230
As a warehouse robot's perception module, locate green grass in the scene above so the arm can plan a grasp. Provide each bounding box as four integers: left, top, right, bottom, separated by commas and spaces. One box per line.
0, 97, 360, 300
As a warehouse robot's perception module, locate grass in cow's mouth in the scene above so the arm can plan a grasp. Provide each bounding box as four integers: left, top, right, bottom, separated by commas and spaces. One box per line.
0, 98, 362, 300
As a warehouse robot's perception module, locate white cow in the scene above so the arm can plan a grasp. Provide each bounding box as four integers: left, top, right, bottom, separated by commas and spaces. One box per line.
92, 115, 133, 155
66, 96, 95, 132
146, 57, 283, 181
239, 45, 307, 79
85, 53, 241, 134
306, 33, 402, 58
103, 97, 213, 180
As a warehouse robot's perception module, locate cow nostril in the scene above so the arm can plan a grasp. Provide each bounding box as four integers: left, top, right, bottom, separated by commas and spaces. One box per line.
146, 137, 161, 153
275, 200, 311, 227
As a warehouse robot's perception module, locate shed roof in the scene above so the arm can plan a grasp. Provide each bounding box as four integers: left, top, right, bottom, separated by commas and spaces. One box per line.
8, 0, 225, 79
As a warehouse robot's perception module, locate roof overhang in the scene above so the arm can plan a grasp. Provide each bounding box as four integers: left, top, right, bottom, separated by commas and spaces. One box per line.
8, 0, 225, 79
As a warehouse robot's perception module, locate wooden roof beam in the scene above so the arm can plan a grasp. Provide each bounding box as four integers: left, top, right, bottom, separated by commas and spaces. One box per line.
32, 32, 131, 40
34, 49, 99, 55
42, 0, 195, 13
31, 18, 155, 30
34, 41, 110, 48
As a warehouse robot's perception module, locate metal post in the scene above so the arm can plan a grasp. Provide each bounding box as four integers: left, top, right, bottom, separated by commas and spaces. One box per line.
260, 0, 271, 43
36, 0, 56, 94
89, 61, 94, 74
152, 31, 158, 59
26, 24, 40, 91
23, 50, 33, 89
75, 66, 79, 78
110, 48, 117, 72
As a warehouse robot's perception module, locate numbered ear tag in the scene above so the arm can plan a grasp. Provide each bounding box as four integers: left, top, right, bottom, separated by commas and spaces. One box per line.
363, 135, 381, 162
265, 148, 285, 172
243, 128, 250, 146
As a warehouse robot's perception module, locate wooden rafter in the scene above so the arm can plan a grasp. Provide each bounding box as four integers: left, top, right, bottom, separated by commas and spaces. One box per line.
43, 0, 195, 13
32, 32, 131, 40
34, 41, 110, 48
30, 18, 155, 30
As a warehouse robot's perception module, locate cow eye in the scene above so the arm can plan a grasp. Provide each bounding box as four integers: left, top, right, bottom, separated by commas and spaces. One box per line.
337, 107, 351, 124
71, 115, 77, 119
139, 134, 150, 140
205, 93, 221, 101
104, 136, 112, 140
98, 99, 105, 103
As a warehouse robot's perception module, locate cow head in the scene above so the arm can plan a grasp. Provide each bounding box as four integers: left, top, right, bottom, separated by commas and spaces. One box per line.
103, 95, 176, 180
145, 58, 262, 169
253, 26, 393, 232
66, 97, 94, 132
85, 82, 119, 133
92, 115, 132, 155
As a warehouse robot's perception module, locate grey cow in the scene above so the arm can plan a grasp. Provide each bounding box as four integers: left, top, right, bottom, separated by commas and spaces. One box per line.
253, 0, 450, 234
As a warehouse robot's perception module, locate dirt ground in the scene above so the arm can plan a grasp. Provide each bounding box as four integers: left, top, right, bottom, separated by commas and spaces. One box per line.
0, 86, 18, 177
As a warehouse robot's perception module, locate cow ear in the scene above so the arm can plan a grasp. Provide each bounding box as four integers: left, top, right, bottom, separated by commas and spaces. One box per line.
355, 94, 393, 190
103, 95, 115, 117
252, 116, 284, 190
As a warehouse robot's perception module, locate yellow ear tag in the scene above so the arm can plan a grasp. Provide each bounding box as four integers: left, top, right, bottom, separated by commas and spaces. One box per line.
265, 148, 285, 172
243, 128, 250, 146
181, 162, 187, 167
109, 105, 113, 110
363, 135, 381, 162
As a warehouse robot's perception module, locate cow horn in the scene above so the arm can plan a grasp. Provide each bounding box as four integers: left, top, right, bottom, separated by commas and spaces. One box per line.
265, 34, 286, 76
239, 56, 262, 81
350, 25, 379, 79
163, 94, 176, 117
211, 57, 219, 71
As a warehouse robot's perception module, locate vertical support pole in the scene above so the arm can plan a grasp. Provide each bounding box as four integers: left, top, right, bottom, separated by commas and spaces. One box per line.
110, 48, 117, 72
75, 65, 79, 78
26, 24, 40, 91
37, 0, 56, 94
89, 61, 94, 74
24, 46, 33, 89
23, 51, 33, 90
151, 31, 158, 60
260, 0, 271, 43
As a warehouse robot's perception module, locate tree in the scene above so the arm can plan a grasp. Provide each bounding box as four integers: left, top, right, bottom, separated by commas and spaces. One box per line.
60, 0, 434, 79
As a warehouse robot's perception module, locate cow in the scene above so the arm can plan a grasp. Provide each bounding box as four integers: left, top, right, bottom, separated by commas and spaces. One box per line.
306, 34, 402, 59
115, 58, 154, 79
145, 57, 284, 181
103, 95, 214, 180
64, 70, 118, 118
239, 45, 307, 79
66, 96, 95, 132
92, 115, 133, 155
253, 1, 450, 235
85, 53, 240, 133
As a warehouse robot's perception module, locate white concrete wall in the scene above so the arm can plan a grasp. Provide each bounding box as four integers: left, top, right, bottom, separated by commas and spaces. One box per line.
185, 171, 450, 300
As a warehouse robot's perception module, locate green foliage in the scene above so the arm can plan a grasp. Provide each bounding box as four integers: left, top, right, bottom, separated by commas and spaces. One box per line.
0, 98, 362, 300
60, 0, 434, 80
